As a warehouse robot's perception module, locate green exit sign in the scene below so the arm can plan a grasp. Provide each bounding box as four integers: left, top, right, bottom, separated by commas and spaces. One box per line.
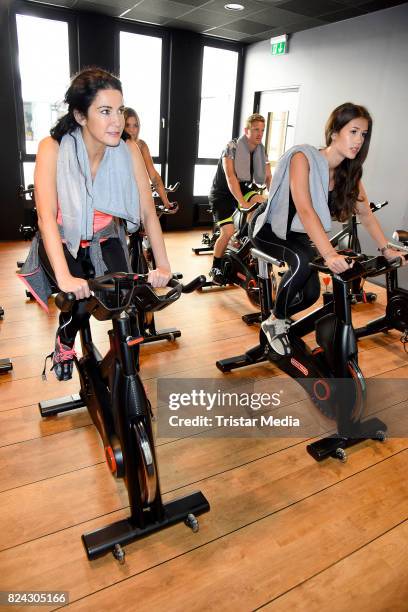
270, 35, 288, 56
271, 41, 286, 55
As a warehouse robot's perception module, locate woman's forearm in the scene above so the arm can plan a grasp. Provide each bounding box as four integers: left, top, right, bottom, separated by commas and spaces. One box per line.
38, 216, 71, 283
360, 212, 388, 248
151, 172, 170, 206
143, 210, 171, 271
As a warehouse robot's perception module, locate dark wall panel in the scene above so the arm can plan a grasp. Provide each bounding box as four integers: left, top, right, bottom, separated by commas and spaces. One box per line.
0, 0, 23, 240
165, 30, 202, 230
77, 12, 115, 72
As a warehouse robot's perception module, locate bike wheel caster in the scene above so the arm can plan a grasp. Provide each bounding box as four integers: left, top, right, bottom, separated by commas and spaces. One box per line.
366, 292, 377, 303
168, 333, 175, 342
112, 543, 126, 564
335, 448, 347, 462
375, 430, 387, 442
185, 513, 199, 533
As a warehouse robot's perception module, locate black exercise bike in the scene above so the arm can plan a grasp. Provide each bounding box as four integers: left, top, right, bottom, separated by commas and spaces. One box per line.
39, 272, 210, 562
128, 182, 182, 343
217, 232, 408, 462
326, 200, 389, 304
0, 306, 13, 373
197, 196, 266, 315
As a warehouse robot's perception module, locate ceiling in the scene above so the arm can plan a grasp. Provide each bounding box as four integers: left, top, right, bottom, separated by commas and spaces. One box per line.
25, 0, 408, 43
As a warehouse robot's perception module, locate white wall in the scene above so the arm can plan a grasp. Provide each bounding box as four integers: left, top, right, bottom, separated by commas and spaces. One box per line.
241, 3, 408, 269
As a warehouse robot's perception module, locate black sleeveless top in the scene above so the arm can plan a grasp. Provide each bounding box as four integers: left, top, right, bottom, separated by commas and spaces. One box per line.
287, 189, 334, 234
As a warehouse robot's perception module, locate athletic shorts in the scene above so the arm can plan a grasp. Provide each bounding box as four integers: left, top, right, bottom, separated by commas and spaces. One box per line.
209, 195, 236, 227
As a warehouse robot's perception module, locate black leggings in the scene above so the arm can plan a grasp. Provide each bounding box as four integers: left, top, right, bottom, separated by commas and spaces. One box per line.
39, 238, 128, 346
250, 221, 320, 320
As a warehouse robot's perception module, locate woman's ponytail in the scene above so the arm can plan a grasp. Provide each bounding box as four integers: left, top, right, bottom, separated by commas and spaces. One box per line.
50, 111, 79, 142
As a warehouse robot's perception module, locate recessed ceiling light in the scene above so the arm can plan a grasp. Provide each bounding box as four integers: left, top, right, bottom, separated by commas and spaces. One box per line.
224, 3, 245, 11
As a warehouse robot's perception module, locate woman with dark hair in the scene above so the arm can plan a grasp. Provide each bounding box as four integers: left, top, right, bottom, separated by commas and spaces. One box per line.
25, 67, 172, 380
122, 107, 174, 209
250, 102, 406, 356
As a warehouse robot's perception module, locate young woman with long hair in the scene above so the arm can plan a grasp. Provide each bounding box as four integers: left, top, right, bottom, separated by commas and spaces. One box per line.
250, 102, 406, 356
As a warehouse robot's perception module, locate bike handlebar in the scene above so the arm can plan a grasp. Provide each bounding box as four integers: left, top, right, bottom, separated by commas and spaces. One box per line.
54, 273, 206, 318
18, 184, 35, 198
309, 249, 408, 282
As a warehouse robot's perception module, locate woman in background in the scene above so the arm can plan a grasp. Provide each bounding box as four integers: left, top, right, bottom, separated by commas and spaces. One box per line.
123, 108, 175, 210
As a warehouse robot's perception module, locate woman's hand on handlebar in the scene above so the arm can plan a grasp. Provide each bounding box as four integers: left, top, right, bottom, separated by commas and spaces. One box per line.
147, 266, 172, 288
324, 252, 352, 274
57, 274, 91, 300
164, 201, 179, 213
383, 247, 408, 266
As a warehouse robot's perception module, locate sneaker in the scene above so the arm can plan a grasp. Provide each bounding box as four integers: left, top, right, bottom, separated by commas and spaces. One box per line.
261, 316, 291, 356
209, 266, 225, 286
51, 335, 76, 381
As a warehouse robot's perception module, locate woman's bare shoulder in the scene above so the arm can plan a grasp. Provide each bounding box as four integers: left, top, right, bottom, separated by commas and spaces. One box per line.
37, 136, 59, 157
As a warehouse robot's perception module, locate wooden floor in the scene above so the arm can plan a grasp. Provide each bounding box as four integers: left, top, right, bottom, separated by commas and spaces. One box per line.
1, 231, 408, 612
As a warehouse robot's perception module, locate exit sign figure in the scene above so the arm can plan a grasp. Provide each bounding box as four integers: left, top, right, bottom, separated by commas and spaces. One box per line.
270, 35, 288, 56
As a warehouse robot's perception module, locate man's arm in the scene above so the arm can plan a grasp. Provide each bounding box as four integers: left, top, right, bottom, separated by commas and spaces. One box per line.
222, 157, 247, 207
265, 162, 272, 190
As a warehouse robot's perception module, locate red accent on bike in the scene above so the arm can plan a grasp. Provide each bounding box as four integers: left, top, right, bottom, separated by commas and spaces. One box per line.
323, 277, 330, 287
313, 379, 330, 401
236, 272, 246, 281
248, 279, 256, 288
133, 274, 139, 280
312, 347, 324, 356
290, 357, 309, 376
105, 446, 117, 473
127, 336, 144, 346
362, 291, 367, 303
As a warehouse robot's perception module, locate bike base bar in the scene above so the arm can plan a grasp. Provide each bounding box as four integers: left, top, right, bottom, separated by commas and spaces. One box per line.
39, 393, 84, 417
142, 328, 181, 344
306, 417, 387, 461
192, 246, 214, 255
0, 358, 13, 373
216, 343, 268, 372
82, 491, 210, 560
242, 312, 262, 326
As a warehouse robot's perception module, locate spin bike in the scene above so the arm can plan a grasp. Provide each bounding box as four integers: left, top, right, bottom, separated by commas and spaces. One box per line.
128, 182, 181, 343
326, 201, 389, 304
0, 306, 13, 373
192, 211, 219, 255
217, 241, 408, 462
198, 194, 267, 314
39, 272, 210, 562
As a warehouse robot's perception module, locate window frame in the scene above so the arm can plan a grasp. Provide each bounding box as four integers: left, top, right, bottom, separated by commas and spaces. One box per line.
115, 20, 169, 170
194, 38, 244, 203
11, 1, 78, 169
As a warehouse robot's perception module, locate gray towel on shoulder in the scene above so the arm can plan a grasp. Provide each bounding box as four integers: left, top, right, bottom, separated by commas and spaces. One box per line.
232, 135, 267, 184
253, 144, 330, 240
57, 128, 140, 258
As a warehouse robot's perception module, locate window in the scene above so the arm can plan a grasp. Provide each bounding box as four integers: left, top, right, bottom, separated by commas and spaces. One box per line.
194, 46, 238, 196
120, 31, 162, 158
16, 14, 71, 156
197, 46, 238, 159
194, 164, 216, 197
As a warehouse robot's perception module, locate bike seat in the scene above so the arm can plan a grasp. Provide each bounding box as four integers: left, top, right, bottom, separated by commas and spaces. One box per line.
251, 248, 285, 268
393, 229, 408, 246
